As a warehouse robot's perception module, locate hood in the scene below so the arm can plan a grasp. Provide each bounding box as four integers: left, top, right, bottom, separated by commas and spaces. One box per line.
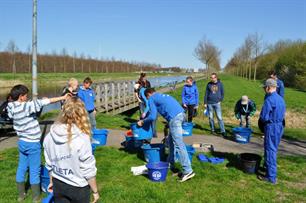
184, 81, 196, 87
49, 123, 82, 144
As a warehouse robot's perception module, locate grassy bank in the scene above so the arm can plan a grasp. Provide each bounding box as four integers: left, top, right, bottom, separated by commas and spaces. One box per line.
0, 147, 305, 202
94, 74, 306, 140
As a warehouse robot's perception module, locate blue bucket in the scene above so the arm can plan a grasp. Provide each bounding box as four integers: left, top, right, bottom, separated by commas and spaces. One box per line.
182, 122, 194, 136
40, 166, 50, 193
175, 145, 195, 162
232, 127, 252, 144
130, 122, 153, 140
146, 162, 169, 182
125, 136, 144, 150
142, 144, 166, 163
42, 192, 54, 203
92, 129, 108, 146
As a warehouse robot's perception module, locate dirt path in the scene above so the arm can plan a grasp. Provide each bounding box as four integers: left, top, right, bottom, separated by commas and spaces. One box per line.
1, 128, 305, 157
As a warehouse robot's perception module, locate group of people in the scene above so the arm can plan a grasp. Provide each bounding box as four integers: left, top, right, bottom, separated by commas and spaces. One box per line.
135, 71, 286, 185
5, 77, 100, 203
3, 70, 286, 202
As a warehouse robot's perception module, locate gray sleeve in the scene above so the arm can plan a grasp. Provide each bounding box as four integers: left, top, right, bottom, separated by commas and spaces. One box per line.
78, 137, 97, 180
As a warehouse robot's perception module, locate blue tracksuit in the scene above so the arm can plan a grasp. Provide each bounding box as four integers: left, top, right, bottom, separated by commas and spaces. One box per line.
144, 93, 184, 123
78, 86, 95, 111
276, 79, 285, 98
260, 92, 286, 183
182, 82, 199, 106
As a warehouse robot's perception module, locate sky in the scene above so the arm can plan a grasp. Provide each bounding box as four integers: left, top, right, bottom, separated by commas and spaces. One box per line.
0, 0, 305, 69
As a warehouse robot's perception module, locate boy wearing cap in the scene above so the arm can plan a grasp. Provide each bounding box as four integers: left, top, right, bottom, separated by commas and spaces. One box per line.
269, 70, 285, 98
258, 78, 286, 184
234, 95, 256, 128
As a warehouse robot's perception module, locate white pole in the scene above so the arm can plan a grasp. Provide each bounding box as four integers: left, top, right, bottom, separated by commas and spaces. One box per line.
32, 0, 38, 99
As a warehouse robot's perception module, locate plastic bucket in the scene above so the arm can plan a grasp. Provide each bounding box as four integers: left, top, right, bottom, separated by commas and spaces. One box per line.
175, 145, 196, 162
125, 136, 143, 150
130, 122, 153, 140
146, 162, 169, 182
40, 166, 50, 193
142, 144, 166, 163
232, 127, 252, 144
182, 122, 194, 136
92, 129, 108, 146
240, 153, 262, 174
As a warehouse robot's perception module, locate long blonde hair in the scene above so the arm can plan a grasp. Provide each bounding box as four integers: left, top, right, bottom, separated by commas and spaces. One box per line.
57, 97, 91, 144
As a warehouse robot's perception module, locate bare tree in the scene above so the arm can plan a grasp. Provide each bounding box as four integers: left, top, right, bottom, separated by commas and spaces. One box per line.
61, 48, 68, 72
194, 37, 221, 78
6, 40, 19, 74
249, 32, 265, 80
27, 45, 31, 73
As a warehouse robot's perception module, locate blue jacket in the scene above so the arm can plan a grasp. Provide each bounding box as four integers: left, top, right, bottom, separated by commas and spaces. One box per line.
260, 92, 286, 125
78, 86, 95, 111
139, 87, 149, 114
182, 82, 199, 106
276, 79, 285, 98
144, 93, 184, 123
204, 80, 224, 104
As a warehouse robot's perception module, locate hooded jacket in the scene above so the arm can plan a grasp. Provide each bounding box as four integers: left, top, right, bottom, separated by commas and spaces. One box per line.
43, 123, 97, 187
182, 82, 199, 106
204, 80, 224, 104
78, 86, 95, 111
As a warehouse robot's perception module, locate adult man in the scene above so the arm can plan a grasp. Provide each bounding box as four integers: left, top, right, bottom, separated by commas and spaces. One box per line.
204, 73, 226, 137
269, 70, 285, 98
234, 95, 256, 128
258, 79, 286, 184
137, 88, 195, 182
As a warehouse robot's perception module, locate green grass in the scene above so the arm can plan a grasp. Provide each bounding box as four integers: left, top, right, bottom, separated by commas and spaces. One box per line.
0, 147, 305, 202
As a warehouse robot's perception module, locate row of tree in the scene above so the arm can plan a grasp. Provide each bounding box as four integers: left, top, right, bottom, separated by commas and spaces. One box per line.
224, 35, 306, 91
0, 40, 171, 73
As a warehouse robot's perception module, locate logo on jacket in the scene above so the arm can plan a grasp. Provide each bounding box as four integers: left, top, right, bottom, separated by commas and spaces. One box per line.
211, 85, 218, 93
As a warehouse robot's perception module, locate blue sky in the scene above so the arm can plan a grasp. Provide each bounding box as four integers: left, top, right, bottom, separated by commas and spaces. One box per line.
0, 0, 305, 69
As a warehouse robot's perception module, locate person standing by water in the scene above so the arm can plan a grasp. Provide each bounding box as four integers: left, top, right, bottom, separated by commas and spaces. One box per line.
44, 97, 99, 202
204, 73, 226, 137
78, 77, 96, 129
182, 76, 199, 122
257, 79, 286, 184
269, 70, 285, 98
138, 88, 195, 182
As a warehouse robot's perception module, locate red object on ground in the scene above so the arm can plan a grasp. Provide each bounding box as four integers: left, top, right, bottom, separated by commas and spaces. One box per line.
126, 129, 133, 137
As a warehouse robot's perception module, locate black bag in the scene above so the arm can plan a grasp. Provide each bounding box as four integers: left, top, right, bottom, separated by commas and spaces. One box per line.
193, 108, 198, 117
258, 118, 265, 133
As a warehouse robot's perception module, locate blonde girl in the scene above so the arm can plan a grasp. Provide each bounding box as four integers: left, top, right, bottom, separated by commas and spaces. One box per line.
43, 97, 99, 203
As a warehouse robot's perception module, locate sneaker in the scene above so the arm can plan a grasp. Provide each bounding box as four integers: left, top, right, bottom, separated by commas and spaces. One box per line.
257, 174, 276, 184
179, 171, 195, 182
221, 132, 227, 138
211, 131, 216, 135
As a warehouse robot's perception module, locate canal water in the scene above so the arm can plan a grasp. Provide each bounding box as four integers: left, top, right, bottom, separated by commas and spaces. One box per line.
0, 75, 186, 113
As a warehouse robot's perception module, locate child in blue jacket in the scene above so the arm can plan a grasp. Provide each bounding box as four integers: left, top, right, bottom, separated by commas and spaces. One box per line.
78, 77, 96, 129
182, 76, 199, 122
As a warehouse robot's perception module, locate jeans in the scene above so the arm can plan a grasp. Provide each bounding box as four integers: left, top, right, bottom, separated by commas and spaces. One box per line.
207, 103, 225, 133
88, 111, 96, 129
167, 112, 193, 174
239, 114, 251, 128
53, 178, 90, 203
16, 140, 41, 185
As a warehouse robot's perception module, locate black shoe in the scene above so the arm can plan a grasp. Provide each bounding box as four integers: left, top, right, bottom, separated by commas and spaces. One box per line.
257, 174, 276, 184
180, 171, 195, 182
221, 132, 227, 138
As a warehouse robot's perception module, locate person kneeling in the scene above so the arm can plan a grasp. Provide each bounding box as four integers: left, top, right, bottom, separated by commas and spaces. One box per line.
234, 95, 256, 128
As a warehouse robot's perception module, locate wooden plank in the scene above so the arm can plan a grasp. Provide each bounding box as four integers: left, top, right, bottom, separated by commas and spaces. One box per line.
104, 83, 109, 113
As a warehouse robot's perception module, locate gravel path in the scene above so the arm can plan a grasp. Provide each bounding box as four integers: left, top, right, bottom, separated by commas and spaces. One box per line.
1, 128, 305, 157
